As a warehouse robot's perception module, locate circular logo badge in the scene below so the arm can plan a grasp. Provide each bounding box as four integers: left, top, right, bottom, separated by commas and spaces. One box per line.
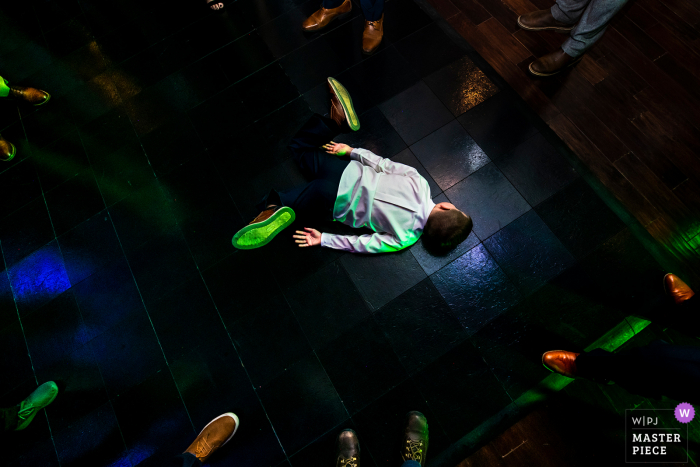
675, 403, 695, 423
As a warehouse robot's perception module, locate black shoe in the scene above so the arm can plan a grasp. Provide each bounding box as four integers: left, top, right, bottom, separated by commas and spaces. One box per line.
336, 429, 360, 467
401, 411, 429, 466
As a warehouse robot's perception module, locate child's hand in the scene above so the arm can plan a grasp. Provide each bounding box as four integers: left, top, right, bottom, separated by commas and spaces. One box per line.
293, 228, 322, 247
322, 141, 353, 156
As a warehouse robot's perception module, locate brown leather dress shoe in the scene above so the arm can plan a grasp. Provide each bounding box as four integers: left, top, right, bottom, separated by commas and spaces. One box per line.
517, 9, 574, 33
302, 0, 352, 32
327, 77, 360, 131
362, 14, 384, 54
329, 81, 347, 130
336, 429, 360, 467
232, 204, 296, 249
402, 411, 429, 467
184, 413, 239, 463
0, 134, 16, 162
529, 49, 582, 77
542, 350, 580, 378
249, 205, 278, 224
8, 86, 50, 106
664, 273, 695, 305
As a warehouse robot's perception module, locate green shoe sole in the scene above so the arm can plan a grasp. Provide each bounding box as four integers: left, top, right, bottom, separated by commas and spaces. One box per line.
232, 206, 296, 250
327, 77, 360, 131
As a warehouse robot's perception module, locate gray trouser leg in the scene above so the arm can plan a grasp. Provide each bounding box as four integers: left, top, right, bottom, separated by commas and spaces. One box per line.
552, 0, 628, 57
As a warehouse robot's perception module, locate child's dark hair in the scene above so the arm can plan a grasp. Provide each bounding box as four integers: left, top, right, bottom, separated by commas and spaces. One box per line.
423, 209, 473, 253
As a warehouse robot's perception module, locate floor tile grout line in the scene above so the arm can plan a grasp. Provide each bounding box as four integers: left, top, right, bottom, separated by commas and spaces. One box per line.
366, 309, 455, 443
2, 105, 121, 463
0, 171, 63, 464
0, 2, 682, 464
103, 203, 199, 435
432, 0, 700, 275
2, 4, 447, 198
181, 111, 250, 233
186, 32, 431, 133
418, 0, 697, 278
430, 315, 652, 466
273, 258, 367, 459
201, 254, 293, 462
369, 273, 466, 379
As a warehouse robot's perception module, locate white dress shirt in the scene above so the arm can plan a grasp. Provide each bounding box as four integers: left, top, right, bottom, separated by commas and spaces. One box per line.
320, 148, 436, 253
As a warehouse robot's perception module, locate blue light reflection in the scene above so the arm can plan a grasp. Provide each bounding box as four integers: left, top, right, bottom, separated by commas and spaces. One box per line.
8, 242, 71, 309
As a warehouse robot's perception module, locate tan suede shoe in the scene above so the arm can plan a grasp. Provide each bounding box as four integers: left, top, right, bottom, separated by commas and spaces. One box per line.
517, 9, 574, 33
0, 134, 16, 162
542, 350, 580, 378
8, 85, 50, 106
302, 0, 352, 32
529, 49, 582, 77
362, 14, 384, 54
664, 273, 695, 305
184, 413, 239, 463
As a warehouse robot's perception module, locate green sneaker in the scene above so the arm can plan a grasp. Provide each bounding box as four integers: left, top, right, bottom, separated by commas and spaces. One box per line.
232, 206, 296, 250
15, 381, 59, 431
328, 77, 360, 132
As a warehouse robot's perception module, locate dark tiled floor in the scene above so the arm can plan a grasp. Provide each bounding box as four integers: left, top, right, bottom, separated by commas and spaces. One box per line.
0, 1, 669, 466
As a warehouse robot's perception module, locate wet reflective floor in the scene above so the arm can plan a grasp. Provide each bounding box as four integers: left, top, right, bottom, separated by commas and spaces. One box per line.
0, 0, 669, 466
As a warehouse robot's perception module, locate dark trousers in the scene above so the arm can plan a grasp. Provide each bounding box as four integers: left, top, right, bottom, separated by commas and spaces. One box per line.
1, 405, 17, 434
651, 294, 700, 333
323, 0, 384, 20
171, 449, 421, 466
171, 452, 202, 467
262, 114, 349, 222
578, 295, 700, 404
172, 453, 201, 467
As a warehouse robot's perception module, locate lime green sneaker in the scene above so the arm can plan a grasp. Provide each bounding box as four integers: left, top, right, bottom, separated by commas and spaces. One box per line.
232, 206, 296, 250
15, 381, 59, 431
328, 77, 360, 131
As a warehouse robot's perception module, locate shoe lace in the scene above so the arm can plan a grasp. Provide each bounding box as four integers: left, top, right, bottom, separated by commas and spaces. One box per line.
338, 456, 358, 467
17, 403, 35, 421
367, 20, 379, 27
193, 438, 214, 460
405, 439, 423, 462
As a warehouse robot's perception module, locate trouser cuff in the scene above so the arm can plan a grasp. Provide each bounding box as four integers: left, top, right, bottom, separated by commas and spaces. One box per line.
561, 39, 584, 58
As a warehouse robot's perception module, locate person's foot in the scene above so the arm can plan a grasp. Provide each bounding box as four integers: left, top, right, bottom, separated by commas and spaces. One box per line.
336, 429, 360, 467
328, 77, 360, 132
207, 0, 224, 10
401, 411, 429, 467
542, 350, 580, 378
184, 413, 239, 463
517, 9, 574, 33
8, 85, 50, 106
664, 273, 695, 305
529, 49, 582, 77
0, 134, 16, 162
232, 206, 296, 249
302, 0, 352, 32
15, 381, 59, 431
362, 14, 384, 55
